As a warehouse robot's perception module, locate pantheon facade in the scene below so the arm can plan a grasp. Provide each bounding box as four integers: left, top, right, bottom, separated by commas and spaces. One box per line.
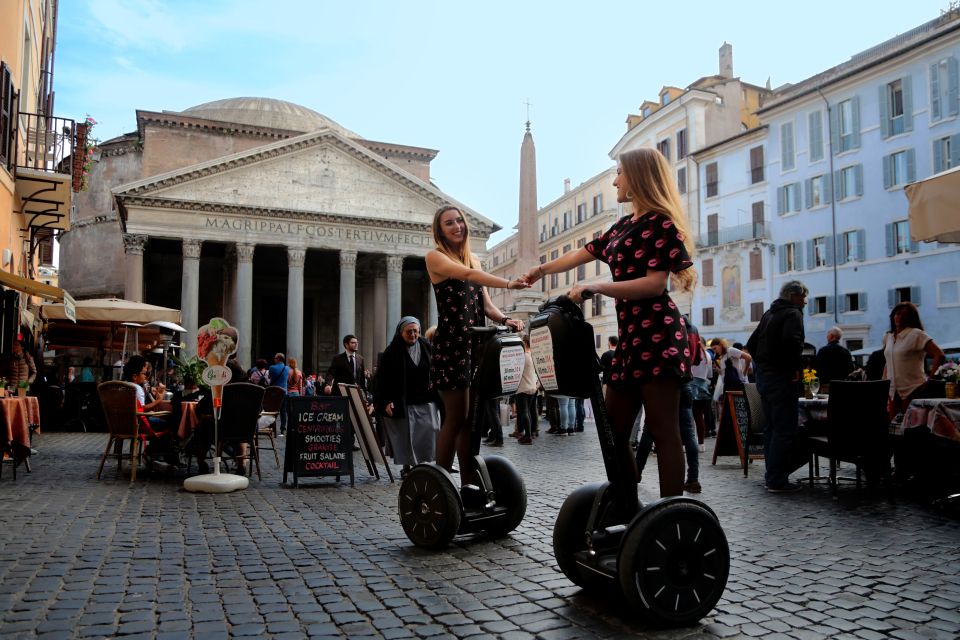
59, 98, 497, 371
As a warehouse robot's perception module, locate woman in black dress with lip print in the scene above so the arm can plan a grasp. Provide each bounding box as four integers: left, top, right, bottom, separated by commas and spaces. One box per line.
426, 205, 527, 485
524, 148, 696, 509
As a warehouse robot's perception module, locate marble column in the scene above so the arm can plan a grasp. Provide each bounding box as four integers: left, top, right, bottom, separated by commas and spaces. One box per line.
122, 234, 147, 303
286, 246, 306, 363
386, 255, 404, 344
235, 243, 255, 369
338, 250, 358, 344
426, 275, 438, 329
373, 271, 387, 358
361, 283, 375, 365
181, 239, 202, 356
223, 245, 237, 325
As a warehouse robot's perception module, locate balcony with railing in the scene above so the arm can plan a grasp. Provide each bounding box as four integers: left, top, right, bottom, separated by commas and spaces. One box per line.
697, 221, 768, 248
14, 111, 77, 232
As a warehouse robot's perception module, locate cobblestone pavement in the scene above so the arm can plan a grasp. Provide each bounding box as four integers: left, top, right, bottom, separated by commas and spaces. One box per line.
1, 423, 958, 640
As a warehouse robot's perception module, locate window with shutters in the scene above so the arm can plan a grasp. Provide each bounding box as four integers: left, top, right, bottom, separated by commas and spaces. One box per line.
657, 139, 670, 162
563, 211, 571, 230
844, 292, 866, 312
885, 79, 907, 136
811, 296, 829, 315
749, 146, 764, 183
892, 286, 918, 306
705, 162, 718, 197
938, 279, 960, 308
777, 183, 801, 214
808, 110, 824, 162
780, 122, 795, 171
749, 250, 763, 280
36, 230, 55, 265
837, 98, 859, 152
750, 302, 764, 322
540, 224, 547, 242
576, 238, 586, 280
702, 258, 714, 287
933, 135, 959, 173
809, 175, 824, 208
677, 167, 686, 194
702, 307, 714, 326
930, 56, 959, 123
893, 220, 911, 255
577, 203, 586, 224
837, 164, 863, 200
592, 194, 603, 215
550, 250, 558, 289
563, 244, 571, 285
677, 129, 687, 159
0, 62, 16, 172
783, 242, 799, 272
707, 213, 718, 246
840, 229, 865, 263
592, 295, 604, 317
812, 236, 828, 268
593, 231, 602, 275
540, 255, 546, 292
752, 201, 764, 230
883, 149, 915, 189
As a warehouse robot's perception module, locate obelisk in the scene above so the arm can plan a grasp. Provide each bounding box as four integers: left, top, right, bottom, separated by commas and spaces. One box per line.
512, 119, 543, 319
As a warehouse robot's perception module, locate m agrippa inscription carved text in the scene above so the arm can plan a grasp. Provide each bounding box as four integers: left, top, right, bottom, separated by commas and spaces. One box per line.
204, 217, 432, 248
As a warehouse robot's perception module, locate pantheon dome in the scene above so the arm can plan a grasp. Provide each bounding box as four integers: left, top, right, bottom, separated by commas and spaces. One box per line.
177, 97, 361, 138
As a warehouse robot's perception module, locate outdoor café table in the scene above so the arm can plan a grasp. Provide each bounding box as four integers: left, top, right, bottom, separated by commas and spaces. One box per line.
798, 395, 829, 426
1, 395, 41, 473
178, 401, 200, 439
897, 398, 960, 442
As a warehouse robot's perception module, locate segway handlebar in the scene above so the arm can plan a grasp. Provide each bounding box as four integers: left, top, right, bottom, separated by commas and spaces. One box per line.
538, 292, 593, 317
466, 324, 517, 335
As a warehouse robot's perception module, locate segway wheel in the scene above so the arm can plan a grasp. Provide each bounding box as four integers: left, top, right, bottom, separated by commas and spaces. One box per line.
398, 465, 462, 549
481, 455, 527, 539
553, 482, 611, 591
618, 500, 729, 627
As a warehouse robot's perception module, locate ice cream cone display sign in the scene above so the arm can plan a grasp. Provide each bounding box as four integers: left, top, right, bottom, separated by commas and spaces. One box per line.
184, 317, 248, 494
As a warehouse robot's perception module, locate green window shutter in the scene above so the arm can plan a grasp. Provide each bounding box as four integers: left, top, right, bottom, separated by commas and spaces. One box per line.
806, 239, 815, 268
854, 164, 864, 196
859, 292, 867, 311
902, 75, 913, 132
910, 286, 921, 306
825, 236, 834, 267
885, 222, 895, 257
948, 57, 959, 117
850, 96, 861, 149
951, 134, 960, 168
931, 62, 942, 122
805, 178, 813, 209
888, 289, 896, 308
810, 111, 823, 160
779, 246, 787, 273
829, 106, 840, 154
777, 186, 786, 215
906, 148, 916, 183
793, 184, 801, 212
826, 296, 835, 315
882, 155, 892, 189
856, 230, 866, 262
795, 242, 804, 270
838, 294, 847, 314
822, 175, 832, 203
934, 138, 945, 173
879, 85, 891, 138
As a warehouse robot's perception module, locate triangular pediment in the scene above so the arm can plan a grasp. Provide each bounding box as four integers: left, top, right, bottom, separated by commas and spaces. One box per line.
113, 129, 495, 233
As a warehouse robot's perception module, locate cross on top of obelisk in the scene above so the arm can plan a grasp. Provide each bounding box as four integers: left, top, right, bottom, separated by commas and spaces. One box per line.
524, 98, 532, 131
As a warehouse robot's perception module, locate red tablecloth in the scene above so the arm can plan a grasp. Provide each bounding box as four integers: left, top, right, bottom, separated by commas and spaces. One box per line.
1, 396, 40, 450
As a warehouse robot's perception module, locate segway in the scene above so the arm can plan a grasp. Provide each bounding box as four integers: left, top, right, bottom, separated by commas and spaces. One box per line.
529, 295, 729, 626
398, 324, 528, 549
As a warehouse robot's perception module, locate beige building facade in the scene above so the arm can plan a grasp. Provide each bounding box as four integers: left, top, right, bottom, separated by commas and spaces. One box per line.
60, 98, 496, 371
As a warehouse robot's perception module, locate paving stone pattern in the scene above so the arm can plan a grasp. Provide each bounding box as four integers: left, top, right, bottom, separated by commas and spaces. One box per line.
1, 425, 958, 639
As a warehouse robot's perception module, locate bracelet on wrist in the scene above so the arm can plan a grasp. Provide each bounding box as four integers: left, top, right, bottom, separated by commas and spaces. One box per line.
501, 316, 511, 325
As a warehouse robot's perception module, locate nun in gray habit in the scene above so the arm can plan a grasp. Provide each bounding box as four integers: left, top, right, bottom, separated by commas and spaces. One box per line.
375, 316, 440, 477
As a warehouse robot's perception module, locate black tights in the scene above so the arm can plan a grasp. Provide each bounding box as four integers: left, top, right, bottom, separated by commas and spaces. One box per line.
437, 389, 475, 486
605, 379, 684, 510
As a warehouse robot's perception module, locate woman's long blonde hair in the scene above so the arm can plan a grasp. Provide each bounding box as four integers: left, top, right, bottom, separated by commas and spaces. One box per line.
432, 205, 480, 269
618, 148, 697, 292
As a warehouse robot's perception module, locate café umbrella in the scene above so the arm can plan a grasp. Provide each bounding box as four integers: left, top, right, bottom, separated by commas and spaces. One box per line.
905, 165, 960, 244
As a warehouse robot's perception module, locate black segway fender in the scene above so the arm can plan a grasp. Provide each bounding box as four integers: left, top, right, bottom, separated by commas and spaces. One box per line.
398, 463, 463, 549
617, 497, 730, 627
479, 455, 527, 539
553, 481, 616, 591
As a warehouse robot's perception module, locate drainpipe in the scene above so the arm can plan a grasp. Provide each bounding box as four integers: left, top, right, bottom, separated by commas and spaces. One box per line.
817, 87, 840, 325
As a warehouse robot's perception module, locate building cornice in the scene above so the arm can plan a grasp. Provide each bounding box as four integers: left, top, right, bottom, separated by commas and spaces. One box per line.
136, 109, 304, 142
692, 125, 769, 160
610, 90, 720, 159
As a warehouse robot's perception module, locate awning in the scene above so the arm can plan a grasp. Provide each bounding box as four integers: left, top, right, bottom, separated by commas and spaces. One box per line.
906, 165, 960, 243
0, 269, 70, 301
41, 297, 180, 324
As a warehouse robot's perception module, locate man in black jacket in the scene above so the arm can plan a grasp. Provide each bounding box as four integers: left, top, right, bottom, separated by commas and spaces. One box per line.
815, 326, 854, 389
746, 280, 808, 493
324, 334, 367, 396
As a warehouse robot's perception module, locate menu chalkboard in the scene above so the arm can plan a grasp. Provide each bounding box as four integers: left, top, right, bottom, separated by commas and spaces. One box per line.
711, 391, 748, 475
283, 396, 353, 487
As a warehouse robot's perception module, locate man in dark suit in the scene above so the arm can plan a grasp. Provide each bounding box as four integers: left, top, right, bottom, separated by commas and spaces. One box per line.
814, 326, 854, 389
324, 334, 367, 396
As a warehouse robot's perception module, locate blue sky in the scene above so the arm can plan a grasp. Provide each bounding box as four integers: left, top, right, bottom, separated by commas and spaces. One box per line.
55, 0, 949, 245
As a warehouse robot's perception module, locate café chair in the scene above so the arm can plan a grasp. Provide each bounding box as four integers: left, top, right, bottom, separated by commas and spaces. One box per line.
96, 381, 155, 482
216, 382, 266, 480
807, 380, 892, 499
742, 383, 766, 474
255, 386, 285, 467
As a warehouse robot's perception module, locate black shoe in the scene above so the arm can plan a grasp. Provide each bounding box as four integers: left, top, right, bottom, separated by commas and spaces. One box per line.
767, 481, 804, 494
461, 484, 487, 509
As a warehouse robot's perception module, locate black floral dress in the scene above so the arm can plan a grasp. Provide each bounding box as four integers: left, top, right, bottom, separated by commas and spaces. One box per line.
430, 278, 485, 390
585, 212, 694, 388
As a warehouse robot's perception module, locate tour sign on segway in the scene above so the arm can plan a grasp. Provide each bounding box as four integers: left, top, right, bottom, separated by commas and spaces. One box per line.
398, 325, 528, 549
529, 295, 729, 627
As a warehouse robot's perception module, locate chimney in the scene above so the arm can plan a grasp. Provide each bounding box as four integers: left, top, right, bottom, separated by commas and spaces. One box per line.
563, 178, 571, 193
719, 42, 733, 79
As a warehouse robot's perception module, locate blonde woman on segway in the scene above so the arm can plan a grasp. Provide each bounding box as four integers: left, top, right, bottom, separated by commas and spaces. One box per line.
426, 205, 527, 486
524, 148, 696, 513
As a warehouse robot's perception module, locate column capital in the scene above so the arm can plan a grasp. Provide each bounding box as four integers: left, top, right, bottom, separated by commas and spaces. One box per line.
182, 238, 202, 260
386, 255, 405, 273
287, 246, 306, 268
236, 242, 255, 263
340, 250, 358, 270
122, 233, 147, 255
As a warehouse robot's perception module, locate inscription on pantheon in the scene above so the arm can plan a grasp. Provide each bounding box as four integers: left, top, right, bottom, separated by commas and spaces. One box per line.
203, 216, 432, 248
